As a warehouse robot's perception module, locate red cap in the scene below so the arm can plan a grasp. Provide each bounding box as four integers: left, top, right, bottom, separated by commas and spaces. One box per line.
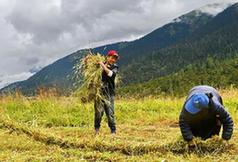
107, 50, 119, 58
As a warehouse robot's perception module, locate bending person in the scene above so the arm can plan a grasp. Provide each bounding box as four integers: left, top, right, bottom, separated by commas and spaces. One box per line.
179, 85, 233, 147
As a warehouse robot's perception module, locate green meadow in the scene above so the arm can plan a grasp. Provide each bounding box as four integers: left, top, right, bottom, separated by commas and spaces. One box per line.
0, 88, 238, 161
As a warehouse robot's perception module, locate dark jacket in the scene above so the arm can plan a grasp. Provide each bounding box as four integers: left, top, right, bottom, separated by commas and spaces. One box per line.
179, 85, 233, 141
101, 63, 118, 96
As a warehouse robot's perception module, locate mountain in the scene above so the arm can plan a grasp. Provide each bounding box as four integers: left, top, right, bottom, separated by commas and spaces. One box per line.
120, 2, 238, 85
1, 2, 238, 96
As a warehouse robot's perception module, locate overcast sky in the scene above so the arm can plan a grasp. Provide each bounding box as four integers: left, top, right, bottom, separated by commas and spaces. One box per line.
0, 0, 237, 88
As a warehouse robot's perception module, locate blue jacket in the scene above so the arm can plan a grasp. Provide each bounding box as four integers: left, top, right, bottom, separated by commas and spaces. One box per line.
179, 85, 233, 141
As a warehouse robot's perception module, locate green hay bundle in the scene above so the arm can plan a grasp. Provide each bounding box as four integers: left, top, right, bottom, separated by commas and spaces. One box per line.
74, 52, 106, 103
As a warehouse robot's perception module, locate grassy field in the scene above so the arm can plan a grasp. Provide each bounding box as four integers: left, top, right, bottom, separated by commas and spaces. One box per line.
0, 88, 238, 161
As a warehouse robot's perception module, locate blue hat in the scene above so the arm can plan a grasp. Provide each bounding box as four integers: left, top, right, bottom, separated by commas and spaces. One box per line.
185, 93, 209, 114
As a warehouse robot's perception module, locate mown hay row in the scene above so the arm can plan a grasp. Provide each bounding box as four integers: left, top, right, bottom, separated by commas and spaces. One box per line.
0, 115, 236, 157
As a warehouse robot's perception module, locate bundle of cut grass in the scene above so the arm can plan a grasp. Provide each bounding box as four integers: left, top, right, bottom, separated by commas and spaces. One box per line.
73, 52, 106, 103
192, 136, 233, 155
165, 136, 234, 155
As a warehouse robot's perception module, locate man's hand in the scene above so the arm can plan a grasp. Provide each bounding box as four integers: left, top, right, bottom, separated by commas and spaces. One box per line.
95, 61, 103, 68
84, 56, 89, 64
97, 61, 111, 76
188, 139, 196, 147
98, 61, 104, 67
221, 138, 229, 147
187, 139, 197, 152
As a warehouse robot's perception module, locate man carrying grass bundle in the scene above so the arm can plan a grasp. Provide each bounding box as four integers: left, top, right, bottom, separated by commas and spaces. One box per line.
94, 50, 119, 135
179, 85, 233, 149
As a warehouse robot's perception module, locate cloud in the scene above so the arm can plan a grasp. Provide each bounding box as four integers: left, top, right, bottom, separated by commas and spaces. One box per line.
0, 72, 34, 89
0, 0, 237, 87
198, 1, 237, 16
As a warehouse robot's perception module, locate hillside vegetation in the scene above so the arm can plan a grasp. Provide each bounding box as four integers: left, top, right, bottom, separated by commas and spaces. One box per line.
118, 55, 238, 97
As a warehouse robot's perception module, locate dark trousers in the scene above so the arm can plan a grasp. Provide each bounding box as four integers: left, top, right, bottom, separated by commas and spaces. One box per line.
94, 96, 116, 132
192, 119, 221, 140
209, 119, 222, 137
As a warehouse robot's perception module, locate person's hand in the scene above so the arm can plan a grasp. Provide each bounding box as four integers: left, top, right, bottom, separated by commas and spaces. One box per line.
188, 139, 195, 147
221, 138, 229, 147
98, 61, 104, 65
97, 61, 104, 68
187, 139, 196, 152
84, 56, 89, 64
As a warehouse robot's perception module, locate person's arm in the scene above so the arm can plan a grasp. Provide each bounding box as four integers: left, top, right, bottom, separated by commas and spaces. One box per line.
179, 110, 194, 142
212, 101, 233, 140
98, 62, 118, 77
